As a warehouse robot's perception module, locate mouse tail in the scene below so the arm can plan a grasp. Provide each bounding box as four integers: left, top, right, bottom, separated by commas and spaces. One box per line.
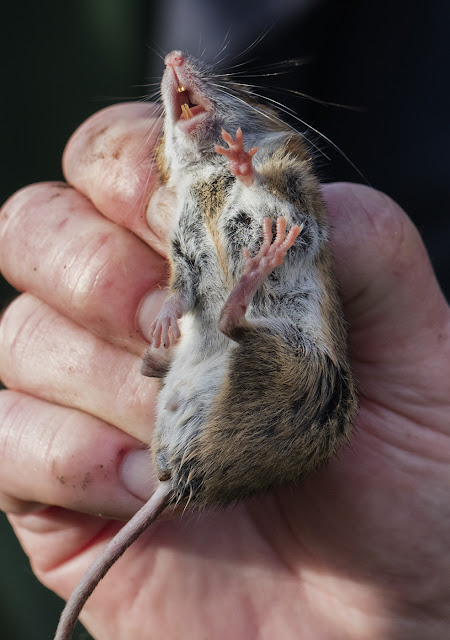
54, 480, 173, 640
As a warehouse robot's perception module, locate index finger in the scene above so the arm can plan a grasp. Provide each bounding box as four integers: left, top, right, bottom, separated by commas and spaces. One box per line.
63, 102, 172, 258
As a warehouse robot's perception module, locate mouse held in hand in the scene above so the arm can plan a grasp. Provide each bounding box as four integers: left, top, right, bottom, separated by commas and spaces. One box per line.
54, 49, 357, 640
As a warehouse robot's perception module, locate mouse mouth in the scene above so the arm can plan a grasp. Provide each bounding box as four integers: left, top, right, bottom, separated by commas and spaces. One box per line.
171, 80, 213, 132
163, 63, 212, 131
176, 86, 207, 121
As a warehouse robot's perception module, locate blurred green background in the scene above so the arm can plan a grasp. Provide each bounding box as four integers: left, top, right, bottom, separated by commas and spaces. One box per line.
0, 1, 152, 638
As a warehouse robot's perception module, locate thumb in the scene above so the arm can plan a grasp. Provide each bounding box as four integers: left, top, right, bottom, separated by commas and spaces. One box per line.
323, 183, 449, 368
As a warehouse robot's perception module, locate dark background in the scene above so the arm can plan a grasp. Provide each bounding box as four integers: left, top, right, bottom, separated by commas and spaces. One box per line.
0, 1, 449, 638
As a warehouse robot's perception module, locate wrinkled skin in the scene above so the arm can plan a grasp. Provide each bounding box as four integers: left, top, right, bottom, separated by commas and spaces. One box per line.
0, 103, 448, 640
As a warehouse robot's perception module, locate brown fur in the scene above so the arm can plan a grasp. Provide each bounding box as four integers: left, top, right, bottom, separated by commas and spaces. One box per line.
154, 136, 170, 185
191, 176, 234, 285
259, 138, 327, 224
174, 326, 356, 508
160, 134, 357, 508
141, 348, 172, 378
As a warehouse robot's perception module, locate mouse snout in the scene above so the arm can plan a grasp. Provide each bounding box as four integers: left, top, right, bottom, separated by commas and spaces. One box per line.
165, 51, 185, 68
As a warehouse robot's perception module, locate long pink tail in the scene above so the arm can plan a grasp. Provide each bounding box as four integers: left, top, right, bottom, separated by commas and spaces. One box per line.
54, 480, 173, 640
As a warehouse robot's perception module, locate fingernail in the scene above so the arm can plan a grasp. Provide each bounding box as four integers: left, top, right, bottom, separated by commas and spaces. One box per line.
137, 288, 168, 341
120, 449, 157, 501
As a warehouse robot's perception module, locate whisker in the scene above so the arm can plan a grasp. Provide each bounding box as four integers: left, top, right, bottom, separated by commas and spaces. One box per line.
213, 69, 300, 79
89, 94, 159, 103
132, 81, 163, 88
216, 58, 311, 77
121, 90, 162, 106
226, 27, 273, 64
214, 57, 260, 74
213, 82, 297, 116
213, 27, 232, 62
145, 41, 166, 63
260, 86, 364, 112
211, 84, 329, 160
227, 81, 364, 111
229, 85, 367, 181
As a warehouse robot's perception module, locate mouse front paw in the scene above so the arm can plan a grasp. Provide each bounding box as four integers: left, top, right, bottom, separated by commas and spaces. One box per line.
148, 294, 182, 349
214, 128, 258, 187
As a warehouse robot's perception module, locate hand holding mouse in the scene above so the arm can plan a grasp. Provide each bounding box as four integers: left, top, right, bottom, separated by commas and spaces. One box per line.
0, 103, 449, 639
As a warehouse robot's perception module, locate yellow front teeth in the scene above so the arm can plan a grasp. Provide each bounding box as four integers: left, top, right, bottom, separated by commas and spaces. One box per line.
181, 103, 193, 119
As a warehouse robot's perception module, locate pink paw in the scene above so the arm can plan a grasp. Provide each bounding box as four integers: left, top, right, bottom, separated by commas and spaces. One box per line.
218, 217, 302, 341
214, 128, 258, 186
242, 217, 303, 279
148, 296, 182, 349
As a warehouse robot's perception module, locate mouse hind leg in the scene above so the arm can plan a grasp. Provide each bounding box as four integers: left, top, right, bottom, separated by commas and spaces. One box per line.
219, 216, 302, 341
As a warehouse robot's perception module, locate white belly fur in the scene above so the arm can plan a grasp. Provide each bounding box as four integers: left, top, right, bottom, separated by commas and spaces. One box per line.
155, 314, 230, 455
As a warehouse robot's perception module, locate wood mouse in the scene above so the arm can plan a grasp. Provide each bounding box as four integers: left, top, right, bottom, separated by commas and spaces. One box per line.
54, 50, 358, 639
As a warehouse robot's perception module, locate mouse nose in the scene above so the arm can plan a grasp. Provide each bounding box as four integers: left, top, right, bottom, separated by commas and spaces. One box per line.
165, 51, 185, 68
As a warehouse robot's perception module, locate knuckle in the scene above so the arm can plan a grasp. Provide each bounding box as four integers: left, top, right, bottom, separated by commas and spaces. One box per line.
0, 183, 69, 278
359, 186, 421, 277
67, 229, 123, 314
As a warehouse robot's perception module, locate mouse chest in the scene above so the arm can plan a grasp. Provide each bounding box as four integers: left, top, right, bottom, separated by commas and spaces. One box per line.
169, 182, 234, 313
182, 174, 236, 285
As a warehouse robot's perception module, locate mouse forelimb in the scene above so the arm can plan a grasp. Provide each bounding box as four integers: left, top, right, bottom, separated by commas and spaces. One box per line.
214, 127, 258, 187
148, 292, 187, 349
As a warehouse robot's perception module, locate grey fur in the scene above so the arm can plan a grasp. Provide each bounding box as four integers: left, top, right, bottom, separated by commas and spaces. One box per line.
54, 50, 358, 640
147, 51, 357, 507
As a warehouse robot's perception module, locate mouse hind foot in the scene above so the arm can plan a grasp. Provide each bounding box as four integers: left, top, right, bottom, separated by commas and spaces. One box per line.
219, 216, 302, 341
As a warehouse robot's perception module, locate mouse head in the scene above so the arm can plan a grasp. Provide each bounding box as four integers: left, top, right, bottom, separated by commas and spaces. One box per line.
160, 50, 272, 172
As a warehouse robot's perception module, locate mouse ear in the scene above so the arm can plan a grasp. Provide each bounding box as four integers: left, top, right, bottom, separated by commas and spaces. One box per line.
141, 347, 173, 378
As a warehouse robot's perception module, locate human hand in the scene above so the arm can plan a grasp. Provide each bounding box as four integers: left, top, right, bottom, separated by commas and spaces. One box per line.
0, 103, 449, 640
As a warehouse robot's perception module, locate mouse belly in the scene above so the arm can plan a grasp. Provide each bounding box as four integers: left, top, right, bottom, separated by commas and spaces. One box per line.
152, 313, 231, 489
